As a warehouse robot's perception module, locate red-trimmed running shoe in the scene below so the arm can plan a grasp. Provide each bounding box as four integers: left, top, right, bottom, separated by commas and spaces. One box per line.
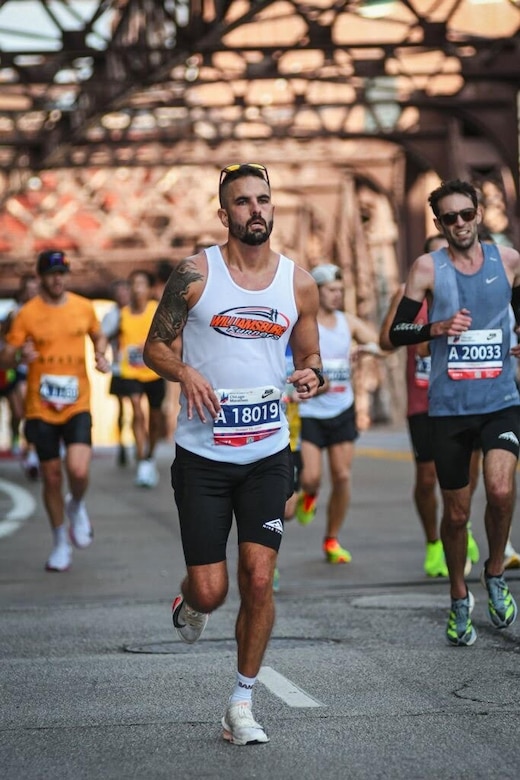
323, 537, 352, 564
295, 492, 317, 525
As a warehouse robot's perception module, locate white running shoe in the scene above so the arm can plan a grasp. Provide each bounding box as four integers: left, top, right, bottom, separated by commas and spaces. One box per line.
221, 701, 270, 745
45, 540, 72, 572
22, 449, 40, 481
135, 459, 159, 487
65, 494, 93, 549
504, 540, 520, 570
171, 595, 208, 643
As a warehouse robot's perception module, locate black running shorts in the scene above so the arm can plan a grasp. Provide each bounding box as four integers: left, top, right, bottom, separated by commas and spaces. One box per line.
113, 377, 165, 410
171, 444, 293, 566
431, 406, 520, 490
407, 412, 434, 463
25, 412, 92, 462
290, 449, 302, 493
300, 404, 358, 449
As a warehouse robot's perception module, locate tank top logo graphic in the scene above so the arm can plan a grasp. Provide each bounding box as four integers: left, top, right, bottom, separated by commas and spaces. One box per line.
210, 306, 290, 339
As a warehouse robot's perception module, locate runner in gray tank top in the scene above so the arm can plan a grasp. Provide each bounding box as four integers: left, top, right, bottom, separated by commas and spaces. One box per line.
388, 178, 520, 647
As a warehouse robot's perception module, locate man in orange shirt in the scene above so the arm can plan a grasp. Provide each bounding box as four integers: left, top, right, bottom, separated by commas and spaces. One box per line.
0, 250, 109, 572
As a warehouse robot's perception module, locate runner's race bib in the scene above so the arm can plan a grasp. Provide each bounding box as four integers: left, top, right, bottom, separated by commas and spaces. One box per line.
322, 358, 350, 392
213, 386, 282, 446
127, 345, 145, 368
414, 354, 431, 388
40, 374, 79, 411
447, 329, 503, 380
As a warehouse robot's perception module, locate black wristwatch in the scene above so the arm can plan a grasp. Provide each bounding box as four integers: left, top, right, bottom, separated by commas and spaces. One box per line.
310, 367, 325, 388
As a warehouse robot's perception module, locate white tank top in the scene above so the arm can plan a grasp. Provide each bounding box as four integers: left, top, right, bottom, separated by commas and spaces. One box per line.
299, 310, 354, 420
175, 245, 298, 463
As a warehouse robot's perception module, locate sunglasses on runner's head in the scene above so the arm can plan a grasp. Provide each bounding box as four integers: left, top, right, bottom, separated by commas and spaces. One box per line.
219, 163, 270, 189
438, 208, 477, 227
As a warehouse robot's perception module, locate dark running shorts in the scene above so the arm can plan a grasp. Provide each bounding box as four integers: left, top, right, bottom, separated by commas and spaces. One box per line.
300, 404, 358, 449
290, 449, 302, 493
109, 375, 128, 398
431, 406, 520, 490
24, 412, 92, 462
407, 412, 436, 463
171, 444, 293, 566
408, 412, 482, 464
112, 377, 165, 409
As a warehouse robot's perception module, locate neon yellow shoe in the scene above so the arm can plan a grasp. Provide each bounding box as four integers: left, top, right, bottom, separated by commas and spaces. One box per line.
446, 591, 476, 646
272, 567, 280, 593
424, 540, 448, 578
467, 528, 480, 564
323, 538, 352, 564
296, 492, 317, 526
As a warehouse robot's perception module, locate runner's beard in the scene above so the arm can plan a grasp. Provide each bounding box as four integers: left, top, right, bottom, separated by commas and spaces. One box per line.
228, 217, 274, 246
448, 225, 478, 252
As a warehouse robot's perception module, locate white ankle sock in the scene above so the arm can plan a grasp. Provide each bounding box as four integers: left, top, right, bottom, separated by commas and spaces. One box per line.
53, 525, 68, 545
229, 672, 256, 704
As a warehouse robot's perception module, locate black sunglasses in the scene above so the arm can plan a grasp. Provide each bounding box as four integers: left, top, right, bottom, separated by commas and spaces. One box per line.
219, 163, 270, 189
438, 208, 477, 227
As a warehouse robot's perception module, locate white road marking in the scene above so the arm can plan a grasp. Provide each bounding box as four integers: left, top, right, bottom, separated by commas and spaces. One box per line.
258, 666, 324, 708
0, 478, 36, 538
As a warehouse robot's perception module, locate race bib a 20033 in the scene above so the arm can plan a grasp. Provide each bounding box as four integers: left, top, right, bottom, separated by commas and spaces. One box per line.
447, 329, 503, 380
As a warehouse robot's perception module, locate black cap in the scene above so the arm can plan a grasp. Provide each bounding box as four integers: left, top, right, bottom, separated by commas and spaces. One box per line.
37, 250, 70, 275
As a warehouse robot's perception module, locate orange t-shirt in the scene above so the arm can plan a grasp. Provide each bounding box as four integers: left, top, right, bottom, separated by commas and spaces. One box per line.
7, 293, 101, 423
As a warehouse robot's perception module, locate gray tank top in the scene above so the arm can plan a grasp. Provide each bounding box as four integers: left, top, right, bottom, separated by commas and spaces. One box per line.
429, 243, 519, 416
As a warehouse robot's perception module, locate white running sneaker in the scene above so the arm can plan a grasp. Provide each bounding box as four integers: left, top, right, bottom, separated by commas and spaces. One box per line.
135, 459, 159, 488
65, 494, 93, 549
45, 540, 72, 572
22, 449, 40, 480
171, 595, 208, 643
221, 701, 270, 745
504, 539, 520, 570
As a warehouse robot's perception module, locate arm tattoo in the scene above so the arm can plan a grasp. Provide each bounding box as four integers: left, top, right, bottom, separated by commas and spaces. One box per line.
148, 260, 203, 344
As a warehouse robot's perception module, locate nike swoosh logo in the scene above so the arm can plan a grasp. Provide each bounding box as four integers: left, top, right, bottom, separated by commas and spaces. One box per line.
486, 276, 498, 284
439, 263, 447, 269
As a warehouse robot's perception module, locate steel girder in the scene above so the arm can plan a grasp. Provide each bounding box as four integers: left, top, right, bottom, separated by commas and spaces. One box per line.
0, 1, 518, 181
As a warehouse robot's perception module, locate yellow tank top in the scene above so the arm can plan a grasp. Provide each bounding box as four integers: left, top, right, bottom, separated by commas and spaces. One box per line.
286, 400, 301, 452
119, 300, 159, 382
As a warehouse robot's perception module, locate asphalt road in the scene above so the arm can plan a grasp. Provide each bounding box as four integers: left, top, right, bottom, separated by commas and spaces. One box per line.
1, 425, 519, 780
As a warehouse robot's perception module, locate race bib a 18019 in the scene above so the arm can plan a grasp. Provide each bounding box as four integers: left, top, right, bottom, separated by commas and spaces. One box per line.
213, 386, 282, 446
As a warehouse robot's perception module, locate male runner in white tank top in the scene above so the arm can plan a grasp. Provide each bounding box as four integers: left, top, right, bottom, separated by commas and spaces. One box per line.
144, 163, 323, 746
296, 263, 382, 564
